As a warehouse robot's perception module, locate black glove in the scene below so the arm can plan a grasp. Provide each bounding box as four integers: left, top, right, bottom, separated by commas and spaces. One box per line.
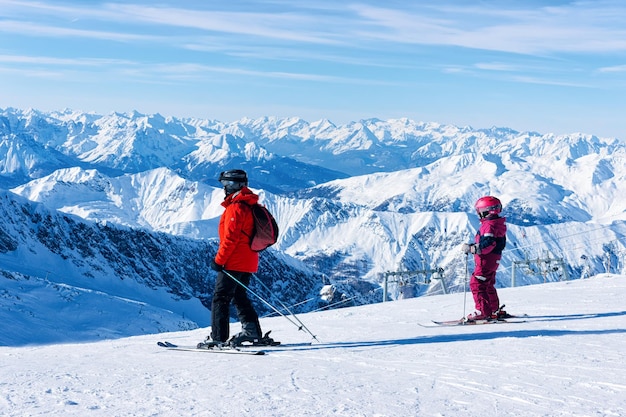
210, 259, 224, 271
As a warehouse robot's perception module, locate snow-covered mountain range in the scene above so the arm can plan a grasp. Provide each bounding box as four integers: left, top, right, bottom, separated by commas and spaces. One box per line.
1, 107, 625, 345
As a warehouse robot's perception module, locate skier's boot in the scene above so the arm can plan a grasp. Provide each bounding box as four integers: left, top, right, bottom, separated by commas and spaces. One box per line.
197, 335, 227, 349
465, 311, 493, 322
228, 322, 263, 347
228, 333, 258, 347
492, 305, 512, 320
252, 331, 281, 346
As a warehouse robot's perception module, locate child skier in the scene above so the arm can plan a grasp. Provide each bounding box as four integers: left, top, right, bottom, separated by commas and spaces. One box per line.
462, 196, 508, 321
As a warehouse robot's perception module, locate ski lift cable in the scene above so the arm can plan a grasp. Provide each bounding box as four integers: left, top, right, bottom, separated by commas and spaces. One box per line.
509, 223, 624, 254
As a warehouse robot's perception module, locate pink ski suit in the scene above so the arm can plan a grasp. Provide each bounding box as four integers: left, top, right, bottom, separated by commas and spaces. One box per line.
469, 215, 507, 316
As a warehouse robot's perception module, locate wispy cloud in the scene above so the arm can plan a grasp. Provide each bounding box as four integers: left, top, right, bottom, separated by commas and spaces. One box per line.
110, 4, 342, 45
0, 20, 159, 42
147, 62, 397, 85
0, 52, 386, 86
0, 54, 134, 67
509, 74, 592, 88
350, 2, 626, 55
441, 60, 593, 88
3, 1, 626, 56
474, 62, 523, 72
0, 53, 141, 81
598, 64, 626, 73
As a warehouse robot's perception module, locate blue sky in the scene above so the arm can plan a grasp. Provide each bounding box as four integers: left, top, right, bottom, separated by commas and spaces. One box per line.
1, 0, 625, 139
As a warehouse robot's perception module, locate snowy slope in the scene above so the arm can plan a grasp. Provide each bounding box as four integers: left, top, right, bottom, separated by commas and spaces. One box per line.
0, 271, 199, 346
2, 274, 625, 417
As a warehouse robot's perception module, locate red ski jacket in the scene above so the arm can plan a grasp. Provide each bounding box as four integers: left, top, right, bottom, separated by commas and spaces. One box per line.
474, 215, 507, 256
473, 215, 507, 278
214, 186, 259, 273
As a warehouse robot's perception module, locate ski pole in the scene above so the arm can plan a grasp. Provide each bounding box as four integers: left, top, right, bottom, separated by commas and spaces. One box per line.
252, 274, 320, 343
222, 270, 319, 342
463, 253, 469, 322
221, 270, 300, 330
261, 297, 316, 318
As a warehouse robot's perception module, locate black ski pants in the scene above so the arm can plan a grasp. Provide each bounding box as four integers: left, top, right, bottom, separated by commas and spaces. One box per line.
210, 270, 261, 342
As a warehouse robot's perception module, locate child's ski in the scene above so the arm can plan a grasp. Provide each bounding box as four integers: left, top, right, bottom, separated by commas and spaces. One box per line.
420, 315, 527, 328
432, 318, 500, 326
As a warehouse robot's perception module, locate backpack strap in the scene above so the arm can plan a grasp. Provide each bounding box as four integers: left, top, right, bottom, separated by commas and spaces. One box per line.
234, 201, 253, 238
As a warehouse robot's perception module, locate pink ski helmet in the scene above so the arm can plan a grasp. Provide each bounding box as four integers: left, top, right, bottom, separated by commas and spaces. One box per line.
475, 196, 502, 218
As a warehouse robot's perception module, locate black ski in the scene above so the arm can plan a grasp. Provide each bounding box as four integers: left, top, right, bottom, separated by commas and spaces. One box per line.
157, 341, 266, 355
236, 341, 312, 349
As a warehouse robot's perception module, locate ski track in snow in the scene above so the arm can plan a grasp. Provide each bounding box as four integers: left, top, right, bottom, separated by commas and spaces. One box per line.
1, 275, 626, 416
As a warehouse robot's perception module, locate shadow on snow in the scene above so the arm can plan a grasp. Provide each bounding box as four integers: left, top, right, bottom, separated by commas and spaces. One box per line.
279, 310, 626, 352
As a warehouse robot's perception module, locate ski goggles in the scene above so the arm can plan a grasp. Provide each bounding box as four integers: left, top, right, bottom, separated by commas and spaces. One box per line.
220, 180, 242, 187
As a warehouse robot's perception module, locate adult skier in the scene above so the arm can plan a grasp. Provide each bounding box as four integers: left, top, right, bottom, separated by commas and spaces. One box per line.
462, 196, 508, 321
208, 169, 274, 347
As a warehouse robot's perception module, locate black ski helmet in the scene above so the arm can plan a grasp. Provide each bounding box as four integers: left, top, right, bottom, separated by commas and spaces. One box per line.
218, 169, 248, 195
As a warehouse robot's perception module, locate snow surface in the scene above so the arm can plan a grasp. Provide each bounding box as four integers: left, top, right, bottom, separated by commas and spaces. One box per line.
2, 274, 625, 417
